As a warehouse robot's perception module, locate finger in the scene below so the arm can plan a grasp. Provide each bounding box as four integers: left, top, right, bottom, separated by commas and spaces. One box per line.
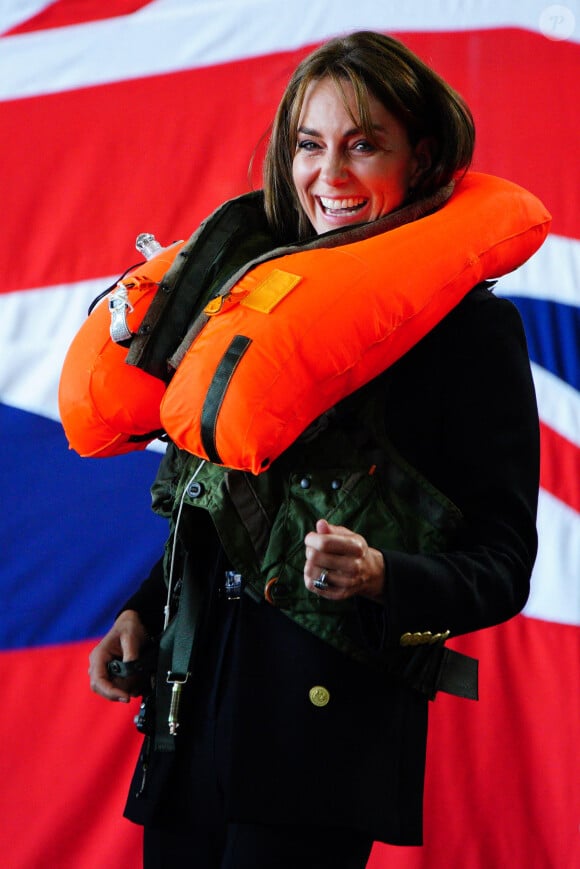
88, 646, 131, 703
89, 665, 132, 703
305, 555, 352, 581
314, 519, 360, 540
320, 520, 359, 538
305, 531, 364, 560
120, 635, 144, 664
305, 562, 360, 596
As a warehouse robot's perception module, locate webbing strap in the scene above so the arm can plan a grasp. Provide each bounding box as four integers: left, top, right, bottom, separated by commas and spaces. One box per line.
200, 335, 252, 464
225, 471, 273, 561
154, 554, 203, 751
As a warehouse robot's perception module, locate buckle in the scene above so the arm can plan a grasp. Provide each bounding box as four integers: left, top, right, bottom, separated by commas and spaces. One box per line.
220, 570, 243, 600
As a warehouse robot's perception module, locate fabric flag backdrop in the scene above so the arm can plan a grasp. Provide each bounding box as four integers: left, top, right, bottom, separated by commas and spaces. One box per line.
1, 1, 578, 867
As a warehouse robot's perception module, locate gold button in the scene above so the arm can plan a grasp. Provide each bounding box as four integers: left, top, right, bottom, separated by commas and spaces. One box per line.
309, 685, 330, 707
400, 632, 412, 646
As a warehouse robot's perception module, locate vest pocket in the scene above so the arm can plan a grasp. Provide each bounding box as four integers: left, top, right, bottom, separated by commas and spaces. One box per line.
260, 467, 406, 605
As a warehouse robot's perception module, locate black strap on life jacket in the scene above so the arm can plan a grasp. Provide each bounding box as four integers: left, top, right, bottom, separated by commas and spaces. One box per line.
200, 334, 253, 464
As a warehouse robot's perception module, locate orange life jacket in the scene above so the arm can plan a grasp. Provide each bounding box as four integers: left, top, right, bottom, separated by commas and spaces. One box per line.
58, 241, 185, 458
58, 172, 551, 471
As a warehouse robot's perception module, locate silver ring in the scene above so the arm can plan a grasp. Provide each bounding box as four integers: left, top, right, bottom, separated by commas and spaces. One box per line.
313, 571, 329, 590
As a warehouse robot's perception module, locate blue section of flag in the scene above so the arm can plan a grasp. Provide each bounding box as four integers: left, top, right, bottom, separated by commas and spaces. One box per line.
505, 296, 580, 392
0, 403, 168, 650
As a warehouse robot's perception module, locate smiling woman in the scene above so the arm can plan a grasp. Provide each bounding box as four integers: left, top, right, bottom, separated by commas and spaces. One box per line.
85, 30, 544, 869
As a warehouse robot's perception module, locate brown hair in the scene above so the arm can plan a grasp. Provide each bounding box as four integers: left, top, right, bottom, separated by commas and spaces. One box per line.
263, 31, 475, 241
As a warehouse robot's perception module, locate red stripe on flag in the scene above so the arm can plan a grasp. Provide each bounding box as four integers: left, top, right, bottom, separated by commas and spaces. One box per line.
0, 48, 305, 293
1, 29, 577, 295
3, 0, 153, 35
0, 641, 143, 868
539, 421, 580, 512
400, 29, 579, 241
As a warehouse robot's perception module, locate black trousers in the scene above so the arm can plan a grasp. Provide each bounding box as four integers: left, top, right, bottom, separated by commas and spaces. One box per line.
143, 821, 374, 869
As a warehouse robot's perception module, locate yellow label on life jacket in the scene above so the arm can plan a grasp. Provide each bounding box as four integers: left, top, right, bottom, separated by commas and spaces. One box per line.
241, 268, 302, 313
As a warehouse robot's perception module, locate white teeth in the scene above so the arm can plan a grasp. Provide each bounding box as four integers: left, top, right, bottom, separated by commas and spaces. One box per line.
319, 196, 366, 212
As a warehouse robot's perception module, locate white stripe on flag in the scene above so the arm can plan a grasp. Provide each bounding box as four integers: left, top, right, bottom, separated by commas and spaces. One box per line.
0, 279, 112, 422
1, 0, 579, 100
532, 362, 580, 449
496, 233, 580, 307
524, 487, 580, 626
0, 278, 165, 453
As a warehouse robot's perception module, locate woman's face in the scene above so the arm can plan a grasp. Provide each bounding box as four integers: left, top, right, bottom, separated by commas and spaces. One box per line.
292, 77, 427, 235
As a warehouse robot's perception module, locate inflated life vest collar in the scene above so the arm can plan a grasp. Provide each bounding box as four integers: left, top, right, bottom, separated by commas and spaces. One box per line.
58, 172, 551, 467
122, 183, 454, 384
159, 172, 551, 473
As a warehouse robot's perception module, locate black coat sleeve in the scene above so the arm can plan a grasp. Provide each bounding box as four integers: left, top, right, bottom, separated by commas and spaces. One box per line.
118, 556, 167, 637
380, 284, 540, 641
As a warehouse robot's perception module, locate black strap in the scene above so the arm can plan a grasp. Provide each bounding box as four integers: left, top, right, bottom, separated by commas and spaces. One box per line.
200, 335, 252, 464
436, 647, 479, 700
225, 471, 274, 561
154, 555, 203, 751
383, 640, 478, 701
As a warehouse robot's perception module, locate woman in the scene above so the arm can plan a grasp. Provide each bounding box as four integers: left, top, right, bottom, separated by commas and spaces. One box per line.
88, 31, 540, 868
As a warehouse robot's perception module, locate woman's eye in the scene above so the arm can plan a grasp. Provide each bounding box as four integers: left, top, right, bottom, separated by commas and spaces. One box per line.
297, 140, 320, 151
352, 139, 375, 152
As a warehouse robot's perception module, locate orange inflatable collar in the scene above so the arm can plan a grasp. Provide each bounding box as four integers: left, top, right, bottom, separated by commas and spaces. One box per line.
58, 173, 551, 471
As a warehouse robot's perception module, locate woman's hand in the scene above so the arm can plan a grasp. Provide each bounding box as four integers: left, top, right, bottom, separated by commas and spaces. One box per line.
304, 518, 385, 601
88, 609, 149, 703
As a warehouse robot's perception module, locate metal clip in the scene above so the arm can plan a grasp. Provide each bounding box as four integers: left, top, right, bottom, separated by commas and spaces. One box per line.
108, 283, 134, 343
166, 671, 189, 735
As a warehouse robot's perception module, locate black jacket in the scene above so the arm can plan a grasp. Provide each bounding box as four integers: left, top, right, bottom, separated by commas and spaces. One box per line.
123, 284, 539, 845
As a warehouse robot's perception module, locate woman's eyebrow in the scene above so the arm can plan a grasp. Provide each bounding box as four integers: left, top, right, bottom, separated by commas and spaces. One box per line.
297, 124, 386, 137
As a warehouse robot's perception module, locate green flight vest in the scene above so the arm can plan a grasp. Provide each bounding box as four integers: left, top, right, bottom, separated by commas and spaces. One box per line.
151, 378, 477, 718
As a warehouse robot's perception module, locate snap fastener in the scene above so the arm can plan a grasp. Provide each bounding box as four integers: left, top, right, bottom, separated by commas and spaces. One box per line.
299, 477, 311, 489
187, 481, 205, 498
330, 479, 342, 490
309, 685, 330, 707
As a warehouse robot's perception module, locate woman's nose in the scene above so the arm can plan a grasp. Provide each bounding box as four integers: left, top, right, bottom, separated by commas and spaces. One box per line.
320, 150, 348, 185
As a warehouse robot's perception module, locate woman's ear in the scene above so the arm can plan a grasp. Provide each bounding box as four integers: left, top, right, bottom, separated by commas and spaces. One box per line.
409, 137, 433, 189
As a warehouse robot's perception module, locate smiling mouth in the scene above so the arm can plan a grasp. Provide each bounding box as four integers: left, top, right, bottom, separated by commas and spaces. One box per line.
319, 196, 368, 216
